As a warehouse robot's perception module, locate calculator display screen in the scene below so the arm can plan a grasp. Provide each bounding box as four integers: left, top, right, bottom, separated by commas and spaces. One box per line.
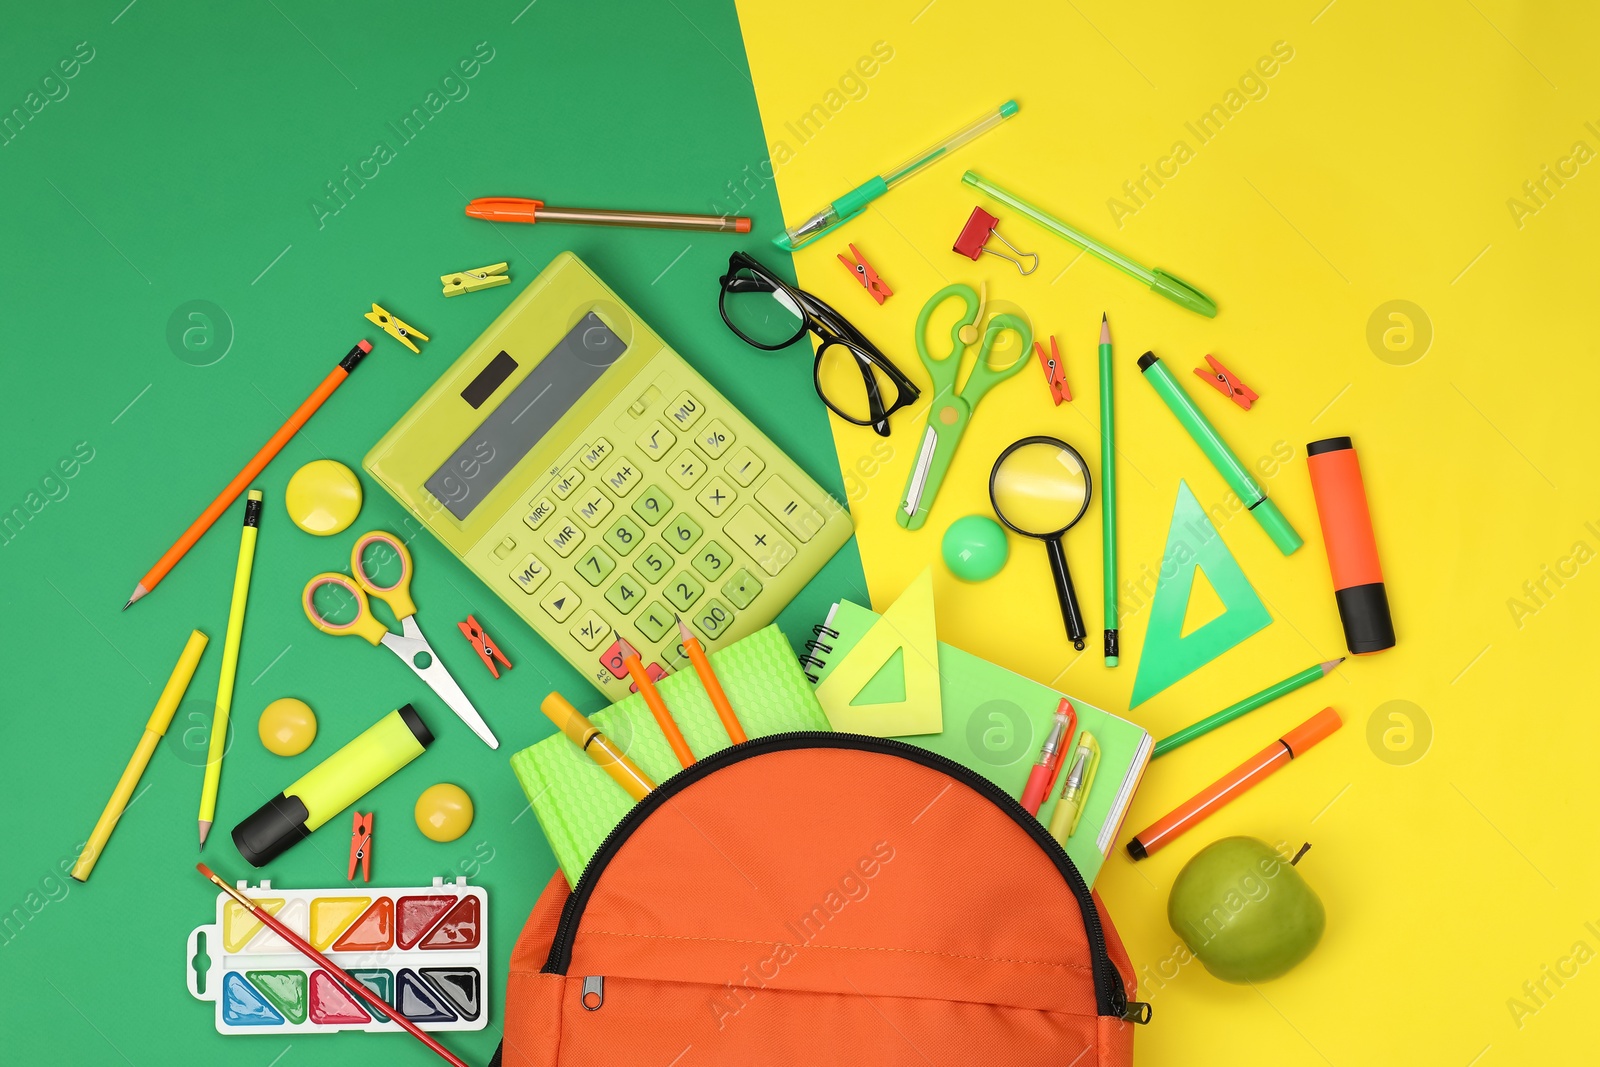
426, 313, 626, 520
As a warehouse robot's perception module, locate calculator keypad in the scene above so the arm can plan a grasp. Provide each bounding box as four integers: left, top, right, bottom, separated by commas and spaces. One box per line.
495, 370, 845, 698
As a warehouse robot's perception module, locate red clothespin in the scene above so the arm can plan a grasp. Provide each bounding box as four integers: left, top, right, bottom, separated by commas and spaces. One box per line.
1034, 336, 1071, 404
459, 614, 512, 678
953, 207, 1038, 274
348, 812, 372, 882
1194, 354, 1258, 411
837, 244, 892, 304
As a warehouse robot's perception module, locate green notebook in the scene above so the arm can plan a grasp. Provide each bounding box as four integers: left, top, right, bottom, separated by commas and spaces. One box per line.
807, 599, 1153, 886
510, 624, 829, 884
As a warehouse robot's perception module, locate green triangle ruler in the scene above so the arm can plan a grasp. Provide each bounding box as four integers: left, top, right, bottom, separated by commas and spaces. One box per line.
1130, 481, 1272, 707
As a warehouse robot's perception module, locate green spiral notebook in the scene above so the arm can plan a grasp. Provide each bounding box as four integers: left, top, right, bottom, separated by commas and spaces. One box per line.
804, 596, 1153, 887
510, 624, 829, 884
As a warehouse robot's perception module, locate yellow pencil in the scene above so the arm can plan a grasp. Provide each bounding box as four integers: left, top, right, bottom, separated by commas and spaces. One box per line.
73, 629, 209, 881
199, 490, 262, 847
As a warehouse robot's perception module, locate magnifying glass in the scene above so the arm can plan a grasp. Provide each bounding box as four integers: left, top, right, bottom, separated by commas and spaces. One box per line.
989, 436, 1093, 650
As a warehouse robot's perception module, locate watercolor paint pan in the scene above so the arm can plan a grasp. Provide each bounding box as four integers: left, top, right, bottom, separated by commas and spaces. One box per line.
186, 876, 488, 1035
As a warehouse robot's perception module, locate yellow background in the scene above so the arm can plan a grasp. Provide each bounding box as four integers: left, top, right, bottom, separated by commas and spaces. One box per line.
736, 1, 1600, 1062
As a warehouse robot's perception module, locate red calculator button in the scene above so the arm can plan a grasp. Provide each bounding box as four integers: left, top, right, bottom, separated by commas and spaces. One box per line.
627, 662, 667, 693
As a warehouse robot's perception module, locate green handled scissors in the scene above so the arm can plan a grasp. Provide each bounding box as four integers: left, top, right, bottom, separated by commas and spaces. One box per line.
897, 283, 1032, 529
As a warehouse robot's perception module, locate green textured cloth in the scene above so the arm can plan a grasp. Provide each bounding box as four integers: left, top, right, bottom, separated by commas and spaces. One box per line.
511, 625, 827, 883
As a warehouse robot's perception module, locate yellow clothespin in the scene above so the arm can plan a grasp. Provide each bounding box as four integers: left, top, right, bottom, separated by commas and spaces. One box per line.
441, 262, 510, 297
364, 303, 429, 354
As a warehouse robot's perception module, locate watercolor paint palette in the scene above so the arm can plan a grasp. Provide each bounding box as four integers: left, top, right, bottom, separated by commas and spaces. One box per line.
186, 876, 488, 1035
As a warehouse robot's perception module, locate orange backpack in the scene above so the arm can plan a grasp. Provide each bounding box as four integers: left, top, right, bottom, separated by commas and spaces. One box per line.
494, 732, 1148, 1066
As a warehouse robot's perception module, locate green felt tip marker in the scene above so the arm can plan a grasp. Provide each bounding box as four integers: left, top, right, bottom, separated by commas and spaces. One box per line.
962, 171, 1218, 317
1099, 314, 1119, 666
1153, 658, 1344, 757
1137, 352, 1302, 555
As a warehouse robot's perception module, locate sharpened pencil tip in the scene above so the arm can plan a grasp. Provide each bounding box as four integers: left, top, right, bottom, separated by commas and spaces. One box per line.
1321, 657, 1345, 674
616, 636, 639, 662
198, 822, 211, 847
124, 583, 149, 610
1099, 315, 1111, 345
675, 615, 693, 642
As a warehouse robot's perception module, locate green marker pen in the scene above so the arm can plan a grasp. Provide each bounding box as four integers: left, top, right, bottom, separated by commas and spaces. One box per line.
232, 704, 432, 866
1137, 352, 1302, 555
1099, 315, 1119, 666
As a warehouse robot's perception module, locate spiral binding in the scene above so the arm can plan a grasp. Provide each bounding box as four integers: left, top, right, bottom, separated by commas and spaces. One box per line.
798, 624, 840, 683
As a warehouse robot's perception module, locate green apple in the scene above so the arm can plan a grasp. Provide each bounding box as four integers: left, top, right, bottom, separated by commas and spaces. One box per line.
1167, 837, 1325, 983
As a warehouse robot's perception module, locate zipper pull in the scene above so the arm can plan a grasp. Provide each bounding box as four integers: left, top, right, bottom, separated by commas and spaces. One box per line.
581, 975, 604, 1011
1121, 999, 1151, 1024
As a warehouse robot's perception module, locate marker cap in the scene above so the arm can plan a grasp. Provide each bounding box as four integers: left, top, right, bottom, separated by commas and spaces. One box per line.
1281, 707, 1342, 757
1250, 497, 1304, 555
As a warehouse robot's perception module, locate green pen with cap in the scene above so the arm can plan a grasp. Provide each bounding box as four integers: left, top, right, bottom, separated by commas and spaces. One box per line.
773, 101, 1020, 252
962, 171, 1218, 318
1138, 352, 1302, 555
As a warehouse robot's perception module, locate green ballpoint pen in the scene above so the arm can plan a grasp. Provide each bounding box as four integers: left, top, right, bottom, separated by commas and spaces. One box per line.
1099, 314, 1119, 666
961, 171, 1218, 318
772, 101, 1020, 252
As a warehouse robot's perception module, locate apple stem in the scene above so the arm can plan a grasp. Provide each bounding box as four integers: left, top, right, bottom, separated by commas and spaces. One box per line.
1290, 842, 1312, 866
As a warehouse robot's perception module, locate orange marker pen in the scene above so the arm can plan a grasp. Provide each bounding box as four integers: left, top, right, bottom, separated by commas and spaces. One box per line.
1307, 437, 1395, 654
1127, 708, 1342, 860
540, 693, 655, 802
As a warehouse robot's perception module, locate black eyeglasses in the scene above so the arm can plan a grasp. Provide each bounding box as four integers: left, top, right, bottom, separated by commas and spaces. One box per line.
717, 252, 920, 437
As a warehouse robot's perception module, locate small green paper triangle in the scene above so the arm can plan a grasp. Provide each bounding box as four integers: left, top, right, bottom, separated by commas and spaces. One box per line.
1130, 481, 1272, 708
853, 648, 907, 705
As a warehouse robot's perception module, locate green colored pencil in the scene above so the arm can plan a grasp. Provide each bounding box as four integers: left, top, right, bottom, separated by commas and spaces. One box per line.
1152, 658, 1344, 757
1100, 314, 1118, 666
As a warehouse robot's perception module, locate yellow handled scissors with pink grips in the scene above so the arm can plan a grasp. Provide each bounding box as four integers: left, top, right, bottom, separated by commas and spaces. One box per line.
303, 530, 499, 749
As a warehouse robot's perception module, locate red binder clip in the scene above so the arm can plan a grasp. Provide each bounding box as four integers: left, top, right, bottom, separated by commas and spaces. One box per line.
1194, 354, 1258, 411
348, 811, 372, 882
837, 244, 892, 304
953, 207, 1038, 274
459, 614, 512, 678
1034, 336, 1071, 404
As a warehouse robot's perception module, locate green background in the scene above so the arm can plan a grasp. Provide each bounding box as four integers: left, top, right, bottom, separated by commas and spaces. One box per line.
0, 2, 864, 1062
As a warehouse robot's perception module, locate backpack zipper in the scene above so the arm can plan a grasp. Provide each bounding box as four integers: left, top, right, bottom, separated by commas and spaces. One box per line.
540, 730, 1147, 1022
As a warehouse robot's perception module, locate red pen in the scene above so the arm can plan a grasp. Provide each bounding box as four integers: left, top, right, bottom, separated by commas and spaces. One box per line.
1020, 699, 1076, 815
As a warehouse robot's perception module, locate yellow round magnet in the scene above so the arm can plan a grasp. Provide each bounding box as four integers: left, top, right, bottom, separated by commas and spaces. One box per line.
415, 783, 474, 842
258, 697, 317, 756
285, 460, 362, 536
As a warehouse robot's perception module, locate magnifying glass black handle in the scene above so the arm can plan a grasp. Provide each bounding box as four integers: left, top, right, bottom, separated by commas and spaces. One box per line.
1045, 537, 1087, 651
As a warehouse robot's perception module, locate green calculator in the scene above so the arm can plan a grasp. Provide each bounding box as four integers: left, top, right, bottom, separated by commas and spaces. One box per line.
364, 252, 853, 699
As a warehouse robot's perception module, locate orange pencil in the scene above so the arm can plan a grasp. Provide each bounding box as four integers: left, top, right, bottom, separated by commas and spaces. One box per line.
675, 616, 746, 744
124, 340, 373, 609
618, 638, 695, 768
197, 863, 469, 1067
1127, 708, 1342, 860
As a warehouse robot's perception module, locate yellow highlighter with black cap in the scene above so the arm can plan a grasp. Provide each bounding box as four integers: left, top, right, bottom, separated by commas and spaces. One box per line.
1047, 732, 1100, 845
